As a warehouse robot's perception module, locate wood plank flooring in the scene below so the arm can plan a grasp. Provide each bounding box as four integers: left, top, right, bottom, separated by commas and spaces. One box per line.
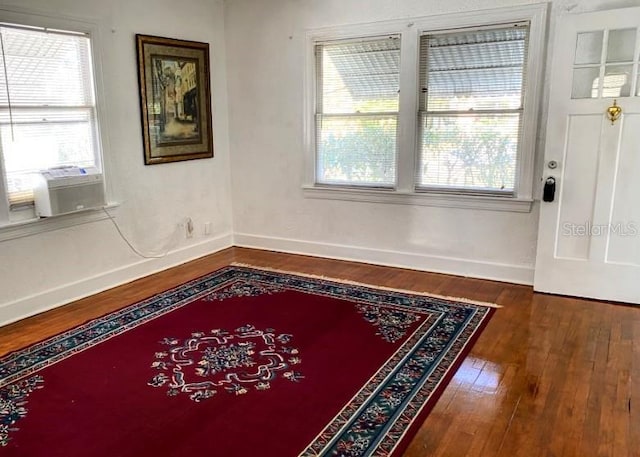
1, 247, 638, 456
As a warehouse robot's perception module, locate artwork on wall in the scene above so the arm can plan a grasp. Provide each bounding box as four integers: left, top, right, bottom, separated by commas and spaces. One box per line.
136, 34, 214, 165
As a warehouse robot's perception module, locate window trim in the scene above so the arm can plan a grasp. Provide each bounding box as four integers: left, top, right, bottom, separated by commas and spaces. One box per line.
303, 3, 547, 212
302, 185, 534, 212
0, 202, 119, 243
0, 6, 110, 235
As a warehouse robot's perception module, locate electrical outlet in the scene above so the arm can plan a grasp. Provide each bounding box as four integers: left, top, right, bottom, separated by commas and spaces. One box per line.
186, 217, 194, 238
204, 222, 212, 236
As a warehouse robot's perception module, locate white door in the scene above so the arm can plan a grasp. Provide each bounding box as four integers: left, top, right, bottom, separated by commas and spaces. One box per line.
534, 7, 640, 304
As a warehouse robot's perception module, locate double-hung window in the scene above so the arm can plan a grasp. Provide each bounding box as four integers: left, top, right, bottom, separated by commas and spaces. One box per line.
315, 36, 400, 188
417, 25, 528, 195
307, 5, 546, 211
0, 20, 102, 224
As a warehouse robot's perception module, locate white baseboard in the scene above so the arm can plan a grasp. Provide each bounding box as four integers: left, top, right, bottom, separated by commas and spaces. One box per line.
0, 232, 233, 327
234, 233, 535, 286
0, 231, 533, 328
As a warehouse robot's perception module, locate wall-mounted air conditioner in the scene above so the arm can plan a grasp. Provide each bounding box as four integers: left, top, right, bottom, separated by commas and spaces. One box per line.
34, 166, 106, 217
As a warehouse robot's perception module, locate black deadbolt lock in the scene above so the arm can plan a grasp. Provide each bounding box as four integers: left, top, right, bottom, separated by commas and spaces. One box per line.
543, 177, 556, 202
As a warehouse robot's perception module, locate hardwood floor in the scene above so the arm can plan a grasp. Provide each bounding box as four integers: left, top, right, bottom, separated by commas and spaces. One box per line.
1, 247, 638, 456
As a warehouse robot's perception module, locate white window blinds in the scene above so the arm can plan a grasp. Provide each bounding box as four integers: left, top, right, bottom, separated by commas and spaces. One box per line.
315, 36, 400, 187
0, 24, 99, 207
417, 24, 529, 194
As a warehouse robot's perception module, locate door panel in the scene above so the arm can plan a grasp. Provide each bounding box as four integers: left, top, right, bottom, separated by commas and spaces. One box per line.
555, 115, 601, 260
607, 114, 640, 266
534, 7, 640, 304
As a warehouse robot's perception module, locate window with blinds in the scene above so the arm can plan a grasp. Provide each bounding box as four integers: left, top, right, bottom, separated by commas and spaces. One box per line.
0, 24, 100, 208
417, 24, 529, 194
315, 36, 400, 187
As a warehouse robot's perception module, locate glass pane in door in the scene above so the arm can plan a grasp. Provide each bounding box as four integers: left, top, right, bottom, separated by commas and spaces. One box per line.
602, 65, 633, 97
575, 31, 603, 64
572, 67, 600, 98
606, 28, 637, 63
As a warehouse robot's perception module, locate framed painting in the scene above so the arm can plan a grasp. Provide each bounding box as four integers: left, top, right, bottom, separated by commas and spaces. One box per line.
136, 34, 214, 165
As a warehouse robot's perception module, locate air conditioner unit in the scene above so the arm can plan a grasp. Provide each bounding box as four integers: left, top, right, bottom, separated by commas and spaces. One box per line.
34, 166, 106, 217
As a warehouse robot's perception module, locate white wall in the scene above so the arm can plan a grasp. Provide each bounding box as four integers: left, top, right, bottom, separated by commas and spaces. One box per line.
225, 0, 638, 285
0, 0, 233, 324
1, 0, 636, 325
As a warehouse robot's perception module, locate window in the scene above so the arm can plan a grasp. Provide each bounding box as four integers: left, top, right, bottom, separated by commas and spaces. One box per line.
417, 25, 528, 195
0, 21, 102, 222
571, 28, 639, 99
315, 37, 400, 187
305, 5, 546, 211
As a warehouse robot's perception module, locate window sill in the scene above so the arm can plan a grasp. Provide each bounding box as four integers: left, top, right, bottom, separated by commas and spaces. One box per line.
302, 185, 534, 213
0, 203, 119, 242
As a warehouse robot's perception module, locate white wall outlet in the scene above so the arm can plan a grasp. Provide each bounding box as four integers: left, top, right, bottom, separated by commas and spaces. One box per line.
204, 221, 212, 236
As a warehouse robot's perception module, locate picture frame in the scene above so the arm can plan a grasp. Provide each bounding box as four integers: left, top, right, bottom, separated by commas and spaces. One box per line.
136, 34, 214, 165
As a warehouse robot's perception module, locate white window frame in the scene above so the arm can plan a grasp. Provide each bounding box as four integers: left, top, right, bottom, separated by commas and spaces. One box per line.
303, 3, 547, 212
0, 7, 111, 239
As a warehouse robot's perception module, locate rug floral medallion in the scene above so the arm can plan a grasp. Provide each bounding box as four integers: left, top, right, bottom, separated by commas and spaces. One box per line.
0, 266, 494, 456
147, 324, 304, 401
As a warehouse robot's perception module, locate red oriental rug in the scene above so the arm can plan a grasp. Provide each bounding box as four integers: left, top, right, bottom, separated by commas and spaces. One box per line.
0, 265, 495, 456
